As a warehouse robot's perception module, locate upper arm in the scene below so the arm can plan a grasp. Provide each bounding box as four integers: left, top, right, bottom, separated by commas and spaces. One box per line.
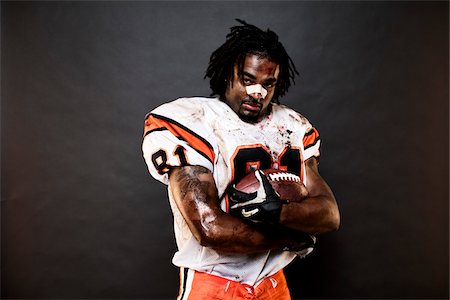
304, 157, 340, 230
278, 157, 340, 234
304, 157, 326, 196
142, 111, 215, 185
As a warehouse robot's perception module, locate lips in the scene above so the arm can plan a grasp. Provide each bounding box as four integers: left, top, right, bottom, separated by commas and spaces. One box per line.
241, 101, 261, 112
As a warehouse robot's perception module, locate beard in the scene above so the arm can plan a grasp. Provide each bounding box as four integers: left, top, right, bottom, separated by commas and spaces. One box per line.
237, 99, 272, 123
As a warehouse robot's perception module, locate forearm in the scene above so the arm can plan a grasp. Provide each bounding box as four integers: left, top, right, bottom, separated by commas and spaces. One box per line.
194, 211, 294, 254
279, 196, 339, 234
169, 165, 304, 254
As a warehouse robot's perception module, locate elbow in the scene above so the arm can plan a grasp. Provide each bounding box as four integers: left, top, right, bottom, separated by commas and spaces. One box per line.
191, 219, 224, 248
315, 214, 339, 235
195, 230, 216, 248
315, 206, 340, 234
326, 208, 340, 232
323, 198, 340, 233
330, 213, 340, 232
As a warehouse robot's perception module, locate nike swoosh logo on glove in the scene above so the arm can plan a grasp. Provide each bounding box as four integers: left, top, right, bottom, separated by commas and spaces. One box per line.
241, 208, 259, 217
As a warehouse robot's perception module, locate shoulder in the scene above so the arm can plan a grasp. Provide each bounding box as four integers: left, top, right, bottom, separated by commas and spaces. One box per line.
271, 103, 313, 129
145, 97, 221, 131
142, 98, 219, 182
150, 97, 215, 119
143, 97, 221, 148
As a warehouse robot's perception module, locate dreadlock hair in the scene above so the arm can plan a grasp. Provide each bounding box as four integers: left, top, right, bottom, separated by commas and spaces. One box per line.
205, 19, 299, 103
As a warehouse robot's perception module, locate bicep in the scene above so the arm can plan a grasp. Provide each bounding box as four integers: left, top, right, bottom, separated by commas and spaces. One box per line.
142, 129, 214, 185
305, 157, 332, 198
305, 157, 340, 231
278, 157, 340, 233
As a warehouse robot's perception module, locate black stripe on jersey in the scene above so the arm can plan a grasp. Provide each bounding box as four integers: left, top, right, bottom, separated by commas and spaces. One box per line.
145, 127, 213, 164
179, 267, 189, 300
150, 113, 215, 164
144, 127, 167, 137
304, 136, 320, 150
304, 128, 317, 137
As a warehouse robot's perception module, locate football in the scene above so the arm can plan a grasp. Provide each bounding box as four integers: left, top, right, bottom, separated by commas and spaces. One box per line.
234, 169, 308, 202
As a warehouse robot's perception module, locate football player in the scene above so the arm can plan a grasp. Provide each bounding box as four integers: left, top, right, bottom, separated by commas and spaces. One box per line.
142, 19, 340, 299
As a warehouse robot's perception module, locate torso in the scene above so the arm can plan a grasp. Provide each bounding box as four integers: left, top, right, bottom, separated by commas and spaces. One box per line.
142, 97, 319, 285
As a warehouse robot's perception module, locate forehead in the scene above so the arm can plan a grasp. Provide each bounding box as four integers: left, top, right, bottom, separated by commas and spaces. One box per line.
238, 54, 280, 79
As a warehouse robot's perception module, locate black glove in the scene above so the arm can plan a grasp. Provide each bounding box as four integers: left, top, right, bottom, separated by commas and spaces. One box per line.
228, 170, 287, 224
280, 231, 317, 259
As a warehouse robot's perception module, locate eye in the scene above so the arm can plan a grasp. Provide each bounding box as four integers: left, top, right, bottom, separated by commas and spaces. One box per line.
264, 82, 275, 89
242, 77, 253, 85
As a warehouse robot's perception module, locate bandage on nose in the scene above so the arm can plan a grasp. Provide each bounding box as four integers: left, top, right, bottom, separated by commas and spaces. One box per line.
245, 84, 267, 99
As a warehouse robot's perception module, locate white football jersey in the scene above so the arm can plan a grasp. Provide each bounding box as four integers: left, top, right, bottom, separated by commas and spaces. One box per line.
142, 97, 320, 286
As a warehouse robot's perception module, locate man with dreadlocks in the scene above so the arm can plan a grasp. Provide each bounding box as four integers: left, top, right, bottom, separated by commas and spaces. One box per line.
142, 19, 340, 299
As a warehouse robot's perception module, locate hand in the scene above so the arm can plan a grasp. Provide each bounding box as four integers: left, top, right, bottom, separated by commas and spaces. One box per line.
228, 170, 287, 224
281, 232, 317, 259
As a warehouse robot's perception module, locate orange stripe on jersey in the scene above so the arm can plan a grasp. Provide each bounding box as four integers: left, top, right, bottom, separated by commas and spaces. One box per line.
303, 127, 320, 150
143, 113, 215, 164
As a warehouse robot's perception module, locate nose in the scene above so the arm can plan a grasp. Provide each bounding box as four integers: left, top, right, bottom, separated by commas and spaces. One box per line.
249, 92, 264, 101
246, 84, 267, 100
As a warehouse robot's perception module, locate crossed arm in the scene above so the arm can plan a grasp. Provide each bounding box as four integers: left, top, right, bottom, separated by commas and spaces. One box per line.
279, 158, 340, 234
168, 157, 340, 254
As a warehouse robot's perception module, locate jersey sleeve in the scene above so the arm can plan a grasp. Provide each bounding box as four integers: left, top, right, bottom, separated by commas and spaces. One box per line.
303, 126, 321, 161
142, 109, 216, 185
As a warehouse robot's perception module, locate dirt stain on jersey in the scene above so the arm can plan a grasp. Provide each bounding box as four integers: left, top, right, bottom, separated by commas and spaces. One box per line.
190, 107, 205, 121
276, 123, 293, 148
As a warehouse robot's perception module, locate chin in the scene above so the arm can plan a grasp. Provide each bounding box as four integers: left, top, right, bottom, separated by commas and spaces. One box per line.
238, 113, 259, 123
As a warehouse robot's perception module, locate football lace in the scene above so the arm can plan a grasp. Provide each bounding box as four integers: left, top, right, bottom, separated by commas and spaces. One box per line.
266, 172, 300, 182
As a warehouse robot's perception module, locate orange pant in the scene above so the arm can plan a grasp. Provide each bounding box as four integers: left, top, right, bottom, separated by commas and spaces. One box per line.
177, 268, 291, 300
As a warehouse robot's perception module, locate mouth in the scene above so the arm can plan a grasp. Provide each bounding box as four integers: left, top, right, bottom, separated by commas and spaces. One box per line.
241, 100, 262, 112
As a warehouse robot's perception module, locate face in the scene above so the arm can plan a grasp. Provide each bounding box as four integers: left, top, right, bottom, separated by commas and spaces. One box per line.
223, 54, 280, 123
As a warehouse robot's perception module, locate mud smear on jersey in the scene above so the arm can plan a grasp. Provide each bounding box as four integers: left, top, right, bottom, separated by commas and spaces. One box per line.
189, 107, 205, 121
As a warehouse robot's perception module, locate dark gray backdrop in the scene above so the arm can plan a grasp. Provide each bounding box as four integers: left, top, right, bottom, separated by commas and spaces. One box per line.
1, 1, 448, 299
